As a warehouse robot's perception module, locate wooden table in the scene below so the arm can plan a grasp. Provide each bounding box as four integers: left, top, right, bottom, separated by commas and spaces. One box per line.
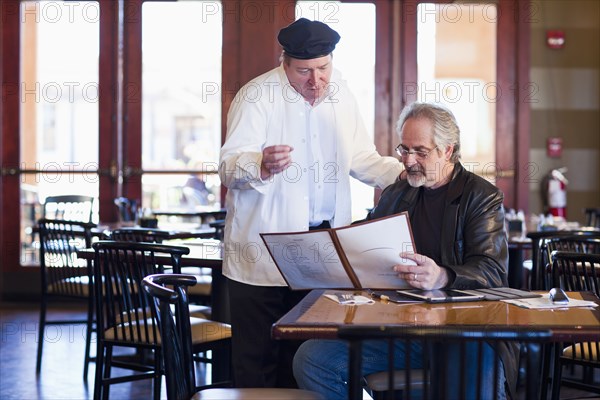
273, 289, 600, 340
151, 209, 226, 226
272, 289, 600, 399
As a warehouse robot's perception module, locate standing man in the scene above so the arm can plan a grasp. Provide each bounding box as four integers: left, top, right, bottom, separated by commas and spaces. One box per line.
293, 102, 518, 399
219, 18, 401, 388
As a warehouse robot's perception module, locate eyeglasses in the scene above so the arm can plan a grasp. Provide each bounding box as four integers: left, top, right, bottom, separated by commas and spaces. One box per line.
395, 144, 438, 160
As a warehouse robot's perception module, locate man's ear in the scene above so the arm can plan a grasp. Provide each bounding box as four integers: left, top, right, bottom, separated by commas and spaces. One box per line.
444, 144, 454, 161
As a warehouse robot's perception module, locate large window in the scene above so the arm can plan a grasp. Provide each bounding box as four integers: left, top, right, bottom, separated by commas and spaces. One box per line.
417, 3, 497, 180
141, 1, 222, 211
19, 1, 100, 263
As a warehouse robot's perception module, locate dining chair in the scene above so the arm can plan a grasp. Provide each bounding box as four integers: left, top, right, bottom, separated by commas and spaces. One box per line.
362, 369, 426, 400
141, 273, 325, 400
209, 219, 225, 241
548, 251, 600, 399
110, 227, 171, 243
540, 235, 600, 289
583, 208, 600, 228
338, 325, 551, 400
92, 241, 232, 400
525, 234, 600, 396
36, 218, 96, 380
109, 225, 215, 378
526, 230, 600, 290
109, 227, 212, 317
43, 195, 94, 223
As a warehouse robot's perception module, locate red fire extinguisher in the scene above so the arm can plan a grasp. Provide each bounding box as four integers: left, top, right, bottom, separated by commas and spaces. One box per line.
543, 167, 568, 218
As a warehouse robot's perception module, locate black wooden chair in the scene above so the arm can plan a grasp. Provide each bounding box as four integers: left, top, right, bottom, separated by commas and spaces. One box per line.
540, 235, 600, 290
583, 208, 600, 228
110, 227, 171, 243
548, 251, 600, 399
209, 219, 225, 241
525, 234, 600, 396
92, 241, 231, 400
526, 230, 600, 290
43, 195, 94, 223
36, 219, 96, 380
142, 273, 324, 400
109, 227, 212, 318
339, 325, 551, 400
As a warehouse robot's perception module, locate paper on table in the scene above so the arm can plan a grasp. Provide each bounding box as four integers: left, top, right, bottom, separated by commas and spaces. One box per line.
324, 293, 375, 305
502, 294, 598, 309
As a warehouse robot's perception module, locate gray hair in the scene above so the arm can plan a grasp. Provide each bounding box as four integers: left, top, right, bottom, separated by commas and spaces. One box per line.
396, 102, 461, 163
280, 51, 291, 65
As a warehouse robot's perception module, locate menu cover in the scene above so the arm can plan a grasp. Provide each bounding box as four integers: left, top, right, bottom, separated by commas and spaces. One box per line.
260, 213, 416, 290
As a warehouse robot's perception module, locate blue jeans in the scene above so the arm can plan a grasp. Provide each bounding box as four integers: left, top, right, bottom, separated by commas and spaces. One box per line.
293, 339, 507, 400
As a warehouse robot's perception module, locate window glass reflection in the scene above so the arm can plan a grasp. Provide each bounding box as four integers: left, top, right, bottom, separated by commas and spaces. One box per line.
142, 1, 223, 210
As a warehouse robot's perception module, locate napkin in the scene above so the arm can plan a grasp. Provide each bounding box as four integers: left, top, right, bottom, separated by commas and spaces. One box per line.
502, 294, 598, 309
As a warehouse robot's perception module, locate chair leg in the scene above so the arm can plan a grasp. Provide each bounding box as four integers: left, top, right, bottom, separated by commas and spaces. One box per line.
539, 343, 554, 398
551, 345, 563, 400
94, 340, 104, 400
83, 297, 94, 380
154, 351, 162, 400
36, 295, 47, 374
103, 345, 113, 400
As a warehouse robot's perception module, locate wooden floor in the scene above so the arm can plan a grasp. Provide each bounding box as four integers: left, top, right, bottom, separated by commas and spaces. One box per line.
1, 300, 598, 400
0, 300, 206, 400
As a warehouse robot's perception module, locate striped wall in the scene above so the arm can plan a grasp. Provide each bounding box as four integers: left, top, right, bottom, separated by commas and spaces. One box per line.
529, 0, 599, 225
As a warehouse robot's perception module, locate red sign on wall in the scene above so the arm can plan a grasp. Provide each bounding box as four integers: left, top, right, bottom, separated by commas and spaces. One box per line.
546, 30, 565, 49
547, 137, 563, 158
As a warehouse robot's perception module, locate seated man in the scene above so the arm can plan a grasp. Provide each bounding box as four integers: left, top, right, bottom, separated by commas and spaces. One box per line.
293, 102, 518, 399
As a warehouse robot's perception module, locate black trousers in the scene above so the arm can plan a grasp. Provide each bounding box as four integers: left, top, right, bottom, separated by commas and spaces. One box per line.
228, 278, 309, 388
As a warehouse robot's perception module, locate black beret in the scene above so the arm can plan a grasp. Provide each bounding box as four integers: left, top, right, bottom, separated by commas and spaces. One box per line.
278, 18, 340, 60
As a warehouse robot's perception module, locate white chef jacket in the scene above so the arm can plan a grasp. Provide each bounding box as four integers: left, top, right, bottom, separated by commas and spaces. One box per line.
219, 64, 401, 286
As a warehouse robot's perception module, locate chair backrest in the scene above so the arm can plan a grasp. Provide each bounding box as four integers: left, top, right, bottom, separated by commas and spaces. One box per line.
43, 195, 94, 223
526, 230, 600, 289
549, 251, 600, 366
92, 241, 189, 346
110, 227, 171, 243
338, 325, 552, 400
209, 219, 225, 241
38, 218, 95, 297
584, 208, 600, 228
540, 234, 600, 290
549, 251, 600, 297
142, 273, 200, 400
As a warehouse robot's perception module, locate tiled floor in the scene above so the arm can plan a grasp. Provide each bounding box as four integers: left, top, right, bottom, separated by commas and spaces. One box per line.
1, 300, 598, 400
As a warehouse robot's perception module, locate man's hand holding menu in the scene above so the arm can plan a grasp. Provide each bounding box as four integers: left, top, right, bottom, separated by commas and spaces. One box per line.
260, 212, 416, 290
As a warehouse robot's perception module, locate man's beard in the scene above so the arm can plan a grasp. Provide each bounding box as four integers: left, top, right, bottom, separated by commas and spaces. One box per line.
406, 167, 427, 187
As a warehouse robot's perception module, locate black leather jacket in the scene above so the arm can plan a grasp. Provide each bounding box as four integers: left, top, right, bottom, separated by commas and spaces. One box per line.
368, 162, 509, 289
367, 163, 518, 396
